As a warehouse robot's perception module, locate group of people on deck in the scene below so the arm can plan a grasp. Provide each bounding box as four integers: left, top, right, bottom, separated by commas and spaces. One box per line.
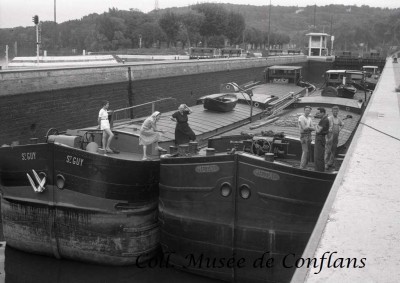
138, 104, 196, 160
298, 105, 344, 172
98, 101, 196, 160
98, 100, 343, 167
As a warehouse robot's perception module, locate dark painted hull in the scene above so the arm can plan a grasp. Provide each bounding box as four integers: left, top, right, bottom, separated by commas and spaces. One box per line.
159, 153, 335, 282
337, 85, 357, 99
0, 143, 160, 265
203, 95, 238, 112
364, 78, 378, 90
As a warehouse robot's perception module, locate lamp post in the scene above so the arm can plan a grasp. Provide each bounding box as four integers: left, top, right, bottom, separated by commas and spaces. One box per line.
32, 15, 39, 64
267, 0, 271, 56
5, 45, 9, 69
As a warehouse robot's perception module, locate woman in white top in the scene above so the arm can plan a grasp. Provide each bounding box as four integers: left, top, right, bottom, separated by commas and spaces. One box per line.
98, 100, 114, 153
139, 111, 165, 160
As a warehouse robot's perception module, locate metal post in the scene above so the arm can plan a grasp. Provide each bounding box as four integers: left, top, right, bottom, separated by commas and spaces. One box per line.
267, 0, 271, 56
151, 102, 155, 114
249, 95, 253, 122
36, 24, 39, 64
5, 45, 9, 69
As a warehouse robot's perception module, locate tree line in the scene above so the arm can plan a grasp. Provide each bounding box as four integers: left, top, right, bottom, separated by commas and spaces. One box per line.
0, 3, 399, 57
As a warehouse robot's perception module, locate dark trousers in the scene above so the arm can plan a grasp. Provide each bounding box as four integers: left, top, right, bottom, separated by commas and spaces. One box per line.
314, 134, 326, 172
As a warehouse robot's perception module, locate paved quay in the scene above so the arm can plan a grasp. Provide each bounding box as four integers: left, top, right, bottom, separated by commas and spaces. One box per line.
292, 58, 400, 282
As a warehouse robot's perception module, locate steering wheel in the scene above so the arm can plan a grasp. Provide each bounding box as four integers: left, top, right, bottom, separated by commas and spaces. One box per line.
251, 139, 272, 156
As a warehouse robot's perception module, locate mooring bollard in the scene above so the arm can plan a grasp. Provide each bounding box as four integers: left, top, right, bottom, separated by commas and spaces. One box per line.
189, 141, 198, 154
243, 140, 253, 152
158, 148, 168, 157
206, 148, 215, 156
169, 146, 178, 155
178, 144, 189, 155
264, 153, 274, 162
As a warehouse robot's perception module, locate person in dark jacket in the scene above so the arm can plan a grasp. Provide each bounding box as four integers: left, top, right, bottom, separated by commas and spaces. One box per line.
171, 104, 196, 145
325, 105, 344, 170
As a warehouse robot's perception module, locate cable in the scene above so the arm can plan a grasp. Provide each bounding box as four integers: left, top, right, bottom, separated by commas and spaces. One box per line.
359, 122, 400, 142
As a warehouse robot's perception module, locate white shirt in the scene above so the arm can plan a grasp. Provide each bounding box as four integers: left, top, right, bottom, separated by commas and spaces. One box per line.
298, 114, 313, 134
99, 109, 108, 120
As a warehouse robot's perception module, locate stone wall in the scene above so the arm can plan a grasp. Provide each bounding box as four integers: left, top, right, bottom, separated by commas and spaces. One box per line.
0, 56, 307, 145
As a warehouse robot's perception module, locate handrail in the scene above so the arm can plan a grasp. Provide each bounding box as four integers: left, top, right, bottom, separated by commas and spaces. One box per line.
110, 97, 176, 123
112, 97, 176, 114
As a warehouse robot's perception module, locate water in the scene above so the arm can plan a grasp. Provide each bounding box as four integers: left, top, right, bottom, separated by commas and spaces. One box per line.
2, 245, 222, 283
0, 201, 223, 283
0, 224, 221, 283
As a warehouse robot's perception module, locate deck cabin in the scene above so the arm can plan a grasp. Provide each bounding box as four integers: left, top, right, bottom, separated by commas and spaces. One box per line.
265, 65, 303, 85
362, 65, 380, 78
324, 69, 365, 87
306, 32, 330, 56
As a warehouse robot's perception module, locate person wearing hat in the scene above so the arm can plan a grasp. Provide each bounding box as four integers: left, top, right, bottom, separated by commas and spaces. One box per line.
139, 111, 165, 160
325, 105, 344, 170
298, 106, 315, 169
314, 107, 330, 172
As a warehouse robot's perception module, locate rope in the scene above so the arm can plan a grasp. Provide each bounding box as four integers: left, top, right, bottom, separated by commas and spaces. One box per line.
360, 122, 400, 142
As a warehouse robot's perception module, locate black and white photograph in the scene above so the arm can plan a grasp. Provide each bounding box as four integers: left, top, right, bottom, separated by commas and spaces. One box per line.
0, 0, 399, 282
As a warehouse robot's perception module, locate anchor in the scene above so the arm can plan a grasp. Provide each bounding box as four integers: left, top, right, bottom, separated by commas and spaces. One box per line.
26, 169, 46, 193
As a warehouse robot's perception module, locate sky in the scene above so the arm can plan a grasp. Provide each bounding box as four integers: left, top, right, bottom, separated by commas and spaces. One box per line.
0, 0, 399, 29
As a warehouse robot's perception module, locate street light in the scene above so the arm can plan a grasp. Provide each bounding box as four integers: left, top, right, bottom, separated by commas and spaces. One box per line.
32, 15, 39, 25
267, 0, 271, 56
32, 15, 40, 64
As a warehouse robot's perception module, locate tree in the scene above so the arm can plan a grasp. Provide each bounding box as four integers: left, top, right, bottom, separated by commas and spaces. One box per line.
136, 22, 166, 48
97, 16, 115, 42
244, 27, 262, 49
158, 11, 180, 47
225, 11, 246, 45
179, 11, 205, 48
334, 20, 357, 50
192, 3, 229, 46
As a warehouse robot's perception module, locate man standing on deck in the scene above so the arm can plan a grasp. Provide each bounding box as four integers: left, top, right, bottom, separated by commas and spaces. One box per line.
314, 107, 330, 172
325, 105, 344, 170
298, 106, 315, 169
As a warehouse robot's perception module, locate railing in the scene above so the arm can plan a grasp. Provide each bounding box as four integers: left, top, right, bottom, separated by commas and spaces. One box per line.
111, 97, 177, 124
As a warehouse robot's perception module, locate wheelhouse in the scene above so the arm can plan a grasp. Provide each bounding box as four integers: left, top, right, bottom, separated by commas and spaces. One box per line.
324, 70, 365, 87
265, 65, 303, 85
362, 66, 380, 78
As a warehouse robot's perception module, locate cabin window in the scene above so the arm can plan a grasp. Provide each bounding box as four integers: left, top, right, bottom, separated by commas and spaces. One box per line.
329, 73, 340, 80
350, 74, 363, 81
